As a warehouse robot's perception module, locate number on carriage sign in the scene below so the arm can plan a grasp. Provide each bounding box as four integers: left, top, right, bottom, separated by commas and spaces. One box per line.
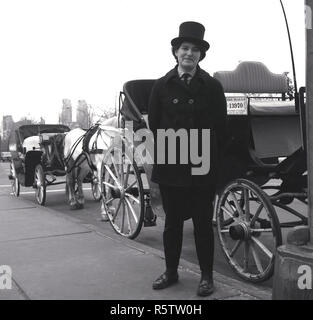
226, 96, 248, 115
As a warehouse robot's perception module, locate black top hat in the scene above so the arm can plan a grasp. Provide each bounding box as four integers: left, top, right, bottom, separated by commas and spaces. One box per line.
171, 21, 210, 51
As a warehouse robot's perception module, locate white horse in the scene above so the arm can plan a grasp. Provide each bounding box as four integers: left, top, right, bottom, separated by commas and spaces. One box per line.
63, 116, 119, 214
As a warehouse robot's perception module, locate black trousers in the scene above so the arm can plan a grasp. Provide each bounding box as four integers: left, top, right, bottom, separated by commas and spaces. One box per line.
159, 184, 215, 277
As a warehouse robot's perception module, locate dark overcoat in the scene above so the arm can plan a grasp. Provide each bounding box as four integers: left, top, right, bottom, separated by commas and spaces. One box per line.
148, 65, 227, 187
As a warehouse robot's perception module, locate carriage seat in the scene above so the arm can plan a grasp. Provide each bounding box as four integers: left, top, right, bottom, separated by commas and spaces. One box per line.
213, 61, 301, 159
22, 133, 66, 168
213, 61, 289, 94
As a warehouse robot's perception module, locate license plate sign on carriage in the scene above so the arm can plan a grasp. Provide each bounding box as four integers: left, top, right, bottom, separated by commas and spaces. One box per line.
226, 96, 248, 115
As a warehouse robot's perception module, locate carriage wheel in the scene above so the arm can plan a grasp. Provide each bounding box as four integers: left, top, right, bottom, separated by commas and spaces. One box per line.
10, 161, 20, 197
101, 143, 144, 239
34, 164, 46, 206
216, 178, 282, 283
91, 177, 101, 201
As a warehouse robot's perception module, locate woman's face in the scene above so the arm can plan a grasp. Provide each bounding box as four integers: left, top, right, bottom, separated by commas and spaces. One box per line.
175, 41, 201, 71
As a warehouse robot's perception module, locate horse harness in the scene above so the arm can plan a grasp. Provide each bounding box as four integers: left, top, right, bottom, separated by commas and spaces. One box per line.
63, 123, 109, 174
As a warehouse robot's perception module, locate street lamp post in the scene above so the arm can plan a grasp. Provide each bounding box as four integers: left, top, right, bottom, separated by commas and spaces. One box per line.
272, 0, 313, 299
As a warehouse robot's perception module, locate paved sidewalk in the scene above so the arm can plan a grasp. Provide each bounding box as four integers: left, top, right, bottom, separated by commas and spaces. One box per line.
0, 192, 272, 300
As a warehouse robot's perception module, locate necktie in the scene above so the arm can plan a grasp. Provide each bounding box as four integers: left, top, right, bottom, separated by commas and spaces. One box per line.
181, 73, 191, 85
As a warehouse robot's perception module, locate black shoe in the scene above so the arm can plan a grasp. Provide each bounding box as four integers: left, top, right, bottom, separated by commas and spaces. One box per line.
152, 272, 178, 290
197, 278, 214, 297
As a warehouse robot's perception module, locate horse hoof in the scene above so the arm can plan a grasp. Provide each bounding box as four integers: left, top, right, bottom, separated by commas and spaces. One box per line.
77, 203, 84, 209
70, 203, 77, 210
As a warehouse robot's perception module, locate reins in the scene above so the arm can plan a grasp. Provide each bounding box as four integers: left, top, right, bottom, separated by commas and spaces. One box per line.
63, 122, 118, 175
63, 124, 100, 174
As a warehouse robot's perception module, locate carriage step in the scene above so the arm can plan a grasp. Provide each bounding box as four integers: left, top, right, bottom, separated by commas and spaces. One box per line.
144, 205, 157, 227
144, 218, 157, 227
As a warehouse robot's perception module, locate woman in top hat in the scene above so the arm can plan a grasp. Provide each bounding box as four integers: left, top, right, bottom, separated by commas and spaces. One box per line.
148, 21, 227, 296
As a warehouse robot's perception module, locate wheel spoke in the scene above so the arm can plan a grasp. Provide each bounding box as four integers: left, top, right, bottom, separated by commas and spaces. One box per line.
226, 199, 236, 214
229, 191, 244, 218
230, 240, 243, 257
251, 236, 273, 259
221, 206, 240, 222
121, 200, 126, 233
124, 164, 130, 188
250, 203, 263, 226
120, 156, 125, 187
125, 204, 132, 235
251, 242, 264, 273
243, 241, 250, 272
125, 180, 136, 192
104, 165, 121, 188
125, 193, 140, 204
112, 199, 122, 221
105, 197, 114, 205
103, 181, 116, 189
125, 197, 138, 224
251, 228, 273, 233
244, 189, 250, 222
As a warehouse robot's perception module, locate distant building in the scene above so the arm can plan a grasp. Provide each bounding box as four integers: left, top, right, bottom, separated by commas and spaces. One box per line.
59, 99, 72, 126
1, 115, 14, 151
69, 121, 80, 129
76, 100, 89, 129
2, 115, 14, 140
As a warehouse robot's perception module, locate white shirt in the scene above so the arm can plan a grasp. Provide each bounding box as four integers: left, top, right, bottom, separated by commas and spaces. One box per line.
177, 66, 197, 84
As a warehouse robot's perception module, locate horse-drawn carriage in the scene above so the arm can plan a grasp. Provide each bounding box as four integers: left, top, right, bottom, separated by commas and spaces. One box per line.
8, 61, 307, 284
9, 124, 70, 205
99, 60, 307, 283
213, 61, 307, 282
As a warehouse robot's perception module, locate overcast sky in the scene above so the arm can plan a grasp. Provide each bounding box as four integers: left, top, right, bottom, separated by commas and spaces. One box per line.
0, 0, 307, 124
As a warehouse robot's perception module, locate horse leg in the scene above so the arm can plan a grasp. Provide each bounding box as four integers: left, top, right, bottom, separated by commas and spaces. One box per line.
66, 169, 79, 210
99, 171, 109, 221
95, 156, 109, 221
75, 167, 85, 209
